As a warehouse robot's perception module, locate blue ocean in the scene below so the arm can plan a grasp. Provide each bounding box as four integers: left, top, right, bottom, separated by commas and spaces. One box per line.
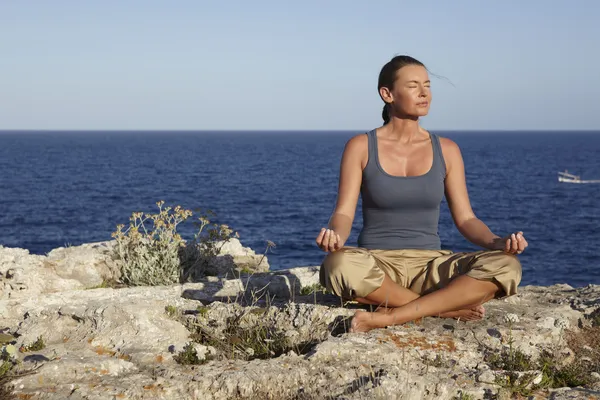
1, 131, 599, 287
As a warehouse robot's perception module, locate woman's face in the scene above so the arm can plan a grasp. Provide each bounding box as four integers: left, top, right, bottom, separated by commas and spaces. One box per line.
382, 65, 431, 118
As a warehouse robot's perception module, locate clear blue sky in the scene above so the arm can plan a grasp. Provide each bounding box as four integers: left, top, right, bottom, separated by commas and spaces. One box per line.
1, 1, 599, 131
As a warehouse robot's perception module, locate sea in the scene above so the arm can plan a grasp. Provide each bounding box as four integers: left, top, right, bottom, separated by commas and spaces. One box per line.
1, 130, 599, 287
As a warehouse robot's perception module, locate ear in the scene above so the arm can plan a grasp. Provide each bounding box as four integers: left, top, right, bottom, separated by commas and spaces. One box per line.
379, 87, 393, 104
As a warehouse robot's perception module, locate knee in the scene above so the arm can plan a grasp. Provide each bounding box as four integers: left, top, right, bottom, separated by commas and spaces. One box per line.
319, 248, 378, 299
467, 251, 523, 297
479, 251, 522, 274
321, 249, 353, 280
501, 253, 522, 281
484, 252, 523, 294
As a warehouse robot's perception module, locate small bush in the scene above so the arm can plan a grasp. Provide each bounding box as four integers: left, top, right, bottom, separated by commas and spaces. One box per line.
173, 343, 211, 365
0, 344, 17, 398
165, 305, 178, 318
486, 325, 600, 396
112, 201, 237, 286
486, 347, 533, 372
300, 283, 328, 296
453, 392, 475, 400
19, 336, 45, 353
189, 311, 320, 362
196, 306, 209, 317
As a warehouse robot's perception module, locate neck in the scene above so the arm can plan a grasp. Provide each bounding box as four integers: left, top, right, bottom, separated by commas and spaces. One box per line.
384, 117, 422, 142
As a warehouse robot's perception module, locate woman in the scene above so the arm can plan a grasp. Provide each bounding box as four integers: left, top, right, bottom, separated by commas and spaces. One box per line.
316, 55, 527, 333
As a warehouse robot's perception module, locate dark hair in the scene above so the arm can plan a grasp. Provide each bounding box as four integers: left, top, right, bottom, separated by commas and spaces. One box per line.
378, 55, 425, 124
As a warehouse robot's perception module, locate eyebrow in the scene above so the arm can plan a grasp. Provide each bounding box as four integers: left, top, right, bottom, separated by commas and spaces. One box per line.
407, 80, 431, 84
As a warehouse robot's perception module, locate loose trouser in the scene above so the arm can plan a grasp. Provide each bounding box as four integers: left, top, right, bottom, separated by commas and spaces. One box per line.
319, 247, 522, 300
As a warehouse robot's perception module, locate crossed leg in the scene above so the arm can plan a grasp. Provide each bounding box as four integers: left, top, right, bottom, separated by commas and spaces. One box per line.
350, 274, 500, 333
354, 274, 486, 321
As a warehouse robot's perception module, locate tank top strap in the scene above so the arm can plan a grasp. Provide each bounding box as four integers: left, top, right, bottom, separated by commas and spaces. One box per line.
429, 133, 447, 177
365, 129, 377, 169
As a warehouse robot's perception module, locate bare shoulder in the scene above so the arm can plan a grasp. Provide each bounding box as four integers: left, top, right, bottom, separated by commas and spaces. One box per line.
344, 132, 368, 152
438, 136, 461, 155
438, 136, 464, 165
342, 133, 369, 165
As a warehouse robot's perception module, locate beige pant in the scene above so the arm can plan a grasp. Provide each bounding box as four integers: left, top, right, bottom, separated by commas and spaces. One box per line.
319, 247, 522, 301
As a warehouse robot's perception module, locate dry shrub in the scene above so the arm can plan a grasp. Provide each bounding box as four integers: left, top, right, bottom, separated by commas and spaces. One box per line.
112, 201, 237, 286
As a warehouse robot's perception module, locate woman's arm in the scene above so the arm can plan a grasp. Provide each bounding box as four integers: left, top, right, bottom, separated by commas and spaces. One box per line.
440, 137, 525, 251
316, 134, 366, 252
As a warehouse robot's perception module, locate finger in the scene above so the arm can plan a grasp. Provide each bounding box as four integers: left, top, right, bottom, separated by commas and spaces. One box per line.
316, 228, 326, 245
511, 234, 518, 253
518, 233, 528, 248
516, 233, 526, 252
328, 230, 336, 252
335, 234, 342, 250
321, 229, 330, 251
504, 236, 511, 253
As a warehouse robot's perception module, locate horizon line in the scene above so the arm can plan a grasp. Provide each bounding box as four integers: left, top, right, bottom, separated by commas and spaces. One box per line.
1, 128, 600, 133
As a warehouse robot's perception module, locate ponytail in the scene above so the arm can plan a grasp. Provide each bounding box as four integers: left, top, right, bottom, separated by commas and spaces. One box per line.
382, 104, 390, 124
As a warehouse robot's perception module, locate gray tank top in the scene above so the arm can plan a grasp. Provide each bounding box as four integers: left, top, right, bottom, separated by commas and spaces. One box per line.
357, 129, 447, 250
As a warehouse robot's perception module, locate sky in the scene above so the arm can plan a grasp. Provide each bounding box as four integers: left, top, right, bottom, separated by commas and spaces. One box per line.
1, 1, 599, 131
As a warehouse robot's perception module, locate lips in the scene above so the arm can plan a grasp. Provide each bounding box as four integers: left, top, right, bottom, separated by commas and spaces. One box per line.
417, 102, 429, 107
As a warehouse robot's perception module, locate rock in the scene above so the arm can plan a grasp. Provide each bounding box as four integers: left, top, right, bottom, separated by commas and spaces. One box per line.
537, 316, 556, 329
45, 241, 121, 285
202, 239, 270, 277
180, 266, 321, 302
0, 242, 118, 300
477, 370, 496, 383
0, 241, 598, 399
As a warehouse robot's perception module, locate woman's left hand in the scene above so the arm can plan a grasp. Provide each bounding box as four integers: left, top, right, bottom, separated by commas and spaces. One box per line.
502, 231, 528, 255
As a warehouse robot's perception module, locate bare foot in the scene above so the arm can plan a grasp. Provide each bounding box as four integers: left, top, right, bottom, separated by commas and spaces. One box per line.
374, 305, 485, 321
350, 310, 388, 333
439, 305, 485, 321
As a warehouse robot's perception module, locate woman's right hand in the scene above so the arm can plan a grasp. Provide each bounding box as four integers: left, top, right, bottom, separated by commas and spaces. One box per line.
316, 228, 343, 252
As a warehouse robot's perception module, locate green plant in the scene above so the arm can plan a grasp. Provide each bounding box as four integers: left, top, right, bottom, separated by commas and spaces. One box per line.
187, 306, 324, 362
112, 201, 192, 286
193, 320, 294, 361
19, 336, 45, 353
112, 202, 238, 286
486, 346, 533, 372
453, 392, 475, 400
0, 359, 11, 379
536, 326, 600, 389
165, 305, 178, 318
486, 325, 600, 396
196, 306, 209, 317
173, 343, 211, 365
300, 283, 328, 296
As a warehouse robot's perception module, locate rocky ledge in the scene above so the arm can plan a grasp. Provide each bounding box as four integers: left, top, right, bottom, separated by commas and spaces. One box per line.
0, 241, 598, 400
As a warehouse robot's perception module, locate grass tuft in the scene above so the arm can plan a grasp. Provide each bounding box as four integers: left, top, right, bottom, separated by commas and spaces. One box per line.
19, 337, 45, 353
173, 343, 212, 365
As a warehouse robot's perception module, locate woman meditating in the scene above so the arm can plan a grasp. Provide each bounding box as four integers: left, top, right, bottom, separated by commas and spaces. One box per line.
316, 55, 527, 333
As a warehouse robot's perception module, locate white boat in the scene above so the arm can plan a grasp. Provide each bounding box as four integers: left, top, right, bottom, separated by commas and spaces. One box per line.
558, 170, 600, 184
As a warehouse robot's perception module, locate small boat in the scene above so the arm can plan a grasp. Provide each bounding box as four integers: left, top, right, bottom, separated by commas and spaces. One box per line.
558, 170, 600, 184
